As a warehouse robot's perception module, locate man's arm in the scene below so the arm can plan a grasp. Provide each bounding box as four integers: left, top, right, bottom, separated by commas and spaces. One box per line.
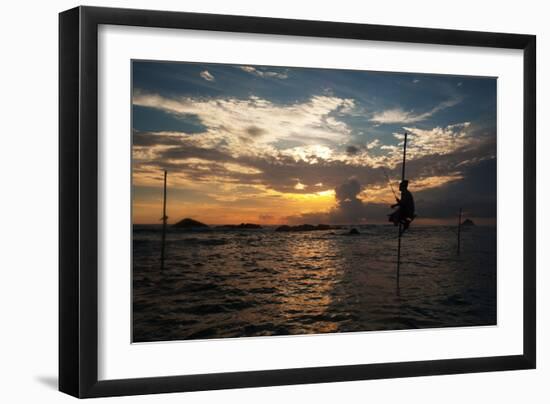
391, 197, 401, 208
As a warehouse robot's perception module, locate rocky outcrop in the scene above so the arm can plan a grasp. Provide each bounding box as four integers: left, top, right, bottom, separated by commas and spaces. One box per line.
173, 218, 209, 229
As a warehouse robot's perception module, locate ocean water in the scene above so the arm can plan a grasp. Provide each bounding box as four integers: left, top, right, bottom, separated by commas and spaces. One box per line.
132, 224, 496, 342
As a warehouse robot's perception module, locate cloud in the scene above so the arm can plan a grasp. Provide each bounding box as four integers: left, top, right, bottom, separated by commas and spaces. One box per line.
402, 122, 475, 158
284, 156, 496, 224
375, 122, 478, 166
367, 139, 380, 149
132, 91, 495, 223
133, 130, 184, 147
246, 125, 266, 137
370, 98, 461, 124
335, 177, 361, 202
294, 180, 306, 190
346, 145, 360, 155
286, 177, 371, 224
239, 66, 288, 79
132, 62, 497, 224
413, 158, 496, 219
132, 107, 488, 202
133, 92, 355, 156
199, 70, 215, 82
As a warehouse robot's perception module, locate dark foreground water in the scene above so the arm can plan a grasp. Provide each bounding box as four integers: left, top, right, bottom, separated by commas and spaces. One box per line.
133, 225, 496, 342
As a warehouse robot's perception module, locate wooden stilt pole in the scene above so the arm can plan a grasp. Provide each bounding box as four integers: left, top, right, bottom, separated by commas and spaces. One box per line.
396, 223, 403, 287
396, 133, 408, 289
160, 170, 168, 271
457, 207, 462, 255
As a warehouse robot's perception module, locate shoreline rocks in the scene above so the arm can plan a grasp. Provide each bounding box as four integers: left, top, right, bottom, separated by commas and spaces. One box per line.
215, 223, 262, 229
275, 224, 342, 232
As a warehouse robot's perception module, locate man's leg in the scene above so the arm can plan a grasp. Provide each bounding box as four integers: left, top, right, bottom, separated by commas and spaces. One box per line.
389, 209, 401, 226
399, 220, 410, 236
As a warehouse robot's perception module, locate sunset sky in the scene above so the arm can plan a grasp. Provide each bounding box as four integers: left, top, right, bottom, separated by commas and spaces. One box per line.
132, 61, 497, 225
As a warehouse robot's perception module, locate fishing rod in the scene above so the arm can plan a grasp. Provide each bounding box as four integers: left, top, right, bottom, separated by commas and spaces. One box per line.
382, 166, 398, 200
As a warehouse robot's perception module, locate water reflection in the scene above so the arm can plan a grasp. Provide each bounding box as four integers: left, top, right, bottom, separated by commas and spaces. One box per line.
132, 225, 496, 342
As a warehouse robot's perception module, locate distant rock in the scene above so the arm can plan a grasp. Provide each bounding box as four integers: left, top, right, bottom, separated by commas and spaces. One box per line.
275, 225, 292, 232
347, 228, 360, 235
462, 219, 475, 226
215, 223, 262, 229
275, 224, 342, 232
173, 218, 209, 229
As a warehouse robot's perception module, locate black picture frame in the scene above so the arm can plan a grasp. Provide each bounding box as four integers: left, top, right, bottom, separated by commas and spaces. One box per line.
59, 6, 536, 398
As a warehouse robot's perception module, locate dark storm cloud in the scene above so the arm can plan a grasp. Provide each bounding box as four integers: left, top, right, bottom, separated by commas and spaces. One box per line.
134, 125, 496, 223
135, 125, 496, 200
136, 137, 388, 193
346, 145, 360, 155
332, 177, 369, 222
335, 177, 361, 202
251, 157, 385, 194
246, 125, 266, 137
287, 177, 371, 224
285, 158, 496, 224
413, 158, 496, 219
283, 145, 497, 224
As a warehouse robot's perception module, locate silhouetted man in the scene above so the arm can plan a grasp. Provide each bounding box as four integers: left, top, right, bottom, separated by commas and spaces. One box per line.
389, 180, 415, 235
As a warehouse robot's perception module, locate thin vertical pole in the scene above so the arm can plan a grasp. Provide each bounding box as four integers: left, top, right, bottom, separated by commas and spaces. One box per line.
396, 132, 408, 288
396, 224, 402, 286
401, 133, 408, 181
160, 170, 168, 271
457, 207, 462, 255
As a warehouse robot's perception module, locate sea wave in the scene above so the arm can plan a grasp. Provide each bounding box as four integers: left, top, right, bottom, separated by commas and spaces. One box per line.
133, 225, 496, 342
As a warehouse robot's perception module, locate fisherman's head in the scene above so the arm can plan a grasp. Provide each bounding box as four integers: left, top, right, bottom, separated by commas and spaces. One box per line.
399, 180, 409, 191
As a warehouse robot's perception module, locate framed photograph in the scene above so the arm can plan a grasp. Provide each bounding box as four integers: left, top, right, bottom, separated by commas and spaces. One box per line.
59, 6, 536, 398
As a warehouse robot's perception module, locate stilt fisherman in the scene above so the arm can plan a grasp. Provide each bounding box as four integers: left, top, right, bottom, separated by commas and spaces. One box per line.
389, 179, 415, 235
